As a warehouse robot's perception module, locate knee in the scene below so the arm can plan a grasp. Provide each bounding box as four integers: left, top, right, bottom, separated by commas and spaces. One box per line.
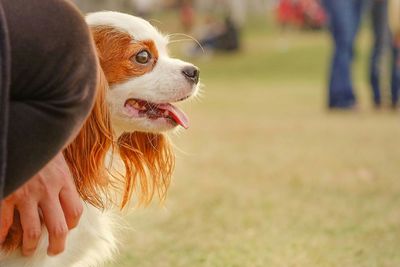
44, 0, 98, 111
49, 0, 98, 120
4, 0, 98, 125
37, 0, 98, 104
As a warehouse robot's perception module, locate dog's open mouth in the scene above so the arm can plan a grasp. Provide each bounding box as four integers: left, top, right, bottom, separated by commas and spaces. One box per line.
124, 99, 189, 129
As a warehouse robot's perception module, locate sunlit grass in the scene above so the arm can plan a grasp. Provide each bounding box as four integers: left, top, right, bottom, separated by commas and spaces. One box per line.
108, 14, 400, 267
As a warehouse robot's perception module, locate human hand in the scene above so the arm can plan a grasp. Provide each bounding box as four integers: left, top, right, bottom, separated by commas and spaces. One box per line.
0, 152, 83, 256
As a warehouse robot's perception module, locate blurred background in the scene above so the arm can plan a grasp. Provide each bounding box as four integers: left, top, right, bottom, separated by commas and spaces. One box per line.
73, 1, 400, 266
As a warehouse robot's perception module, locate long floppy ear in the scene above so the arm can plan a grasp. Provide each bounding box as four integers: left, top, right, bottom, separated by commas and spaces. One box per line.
117, 132, 174, 208
63, 68, 113, 209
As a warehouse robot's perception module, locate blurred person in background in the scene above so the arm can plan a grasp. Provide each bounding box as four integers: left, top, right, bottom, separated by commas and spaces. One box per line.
277, 0, 304, 28
277, 0, 294, 29
131, 0, 154, 18
301, 0, 326, 30
190, 15, 240, 56
180, 0, 195, 33
368, 0, 400, 109
277, 0, 326, 30
321, 0, 369, 109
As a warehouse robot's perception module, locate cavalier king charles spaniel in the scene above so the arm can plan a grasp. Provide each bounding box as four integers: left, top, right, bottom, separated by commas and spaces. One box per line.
0, 11, 200, 267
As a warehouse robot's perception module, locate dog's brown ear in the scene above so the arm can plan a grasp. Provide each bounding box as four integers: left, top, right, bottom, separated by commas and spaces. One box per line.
63, 68, 113, 209
117, 132, 174, 208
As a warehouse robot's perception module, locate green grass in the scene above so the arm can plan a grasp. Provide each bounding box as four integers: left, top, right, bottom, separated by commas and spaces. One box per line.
108, 17, 400, 267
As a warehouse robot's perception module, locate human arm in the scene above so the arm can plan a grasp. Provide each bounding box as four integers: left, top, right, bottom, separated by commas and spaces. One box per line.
0, 152, 83, 256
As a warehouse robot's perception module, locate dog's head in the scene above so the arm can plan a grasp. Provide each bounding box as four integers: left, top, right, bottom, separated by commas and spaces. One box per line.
87, 11, 200, 134
64, 12, 200, 209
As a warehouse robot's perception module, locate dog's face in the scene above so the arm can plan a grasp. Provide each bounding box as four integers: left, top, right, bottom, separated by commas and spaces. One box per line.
86, 12, 200, 134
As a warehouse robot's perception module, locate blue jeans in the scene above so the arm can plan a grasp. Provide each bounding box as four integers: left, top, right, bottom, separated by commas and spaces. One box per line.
392, 45, 400, 107
369, 0, 400, 107
322, 0, 367, 108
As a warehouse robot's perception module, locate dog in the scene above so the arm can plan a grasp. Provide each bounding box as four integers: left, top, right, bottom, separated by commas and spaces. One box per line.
0, 11, 200, 267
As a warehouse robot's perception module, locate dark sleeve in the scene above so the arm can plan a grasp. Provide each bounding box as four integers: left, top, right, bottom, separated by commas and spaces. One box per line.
0, 0, 10, 200
1, 0, 98, 196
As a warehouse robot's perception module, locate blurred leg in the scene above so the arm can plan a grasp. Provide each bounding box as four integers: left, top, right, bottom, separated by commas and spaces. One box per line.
352, 0, 370, 38
369, 0, 389, 107
0, 1, 9, 200
322, 0, 358, 108
1, 0, 98, 196
391, 43, 400, 107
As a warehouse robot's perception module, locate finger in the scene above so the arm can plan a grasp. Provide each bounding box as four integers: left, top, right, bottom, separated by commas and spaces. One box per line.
0, 201, 15, 244
59, 187, 83, 230
39, 199, 68, 256
18, 202, 42, 256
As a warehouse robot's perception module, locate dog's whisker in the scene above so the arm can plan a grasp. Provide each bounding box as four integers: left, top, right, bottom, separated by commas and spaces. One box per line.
170, 141, 195, 157
166, 32, 195, 38
148, 19, 163, 26
168, 38, 194, 43
167, 33, 205, 53
145, 132, 161, 152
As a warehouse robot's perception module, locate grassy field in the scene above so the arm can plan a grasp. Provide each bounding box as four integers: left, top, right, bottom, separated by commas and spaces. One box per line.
109, 17, 400, 267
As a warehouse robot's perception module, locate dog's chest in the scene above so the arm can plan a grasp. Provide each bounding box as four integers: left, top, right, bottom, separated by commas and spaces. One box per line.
0, 205, 118, 267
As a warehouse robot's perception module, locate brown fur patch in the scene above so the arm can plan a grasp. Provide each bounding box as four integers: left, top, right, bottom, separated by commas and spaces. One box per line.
91, 26, 159, 85
63, 68, 113, 209
117, 132, 174, 208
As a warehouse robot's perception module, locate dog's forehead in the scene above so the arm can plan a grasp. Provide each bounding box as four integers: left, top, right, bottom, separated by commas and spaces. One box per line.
86, 11, 168, 55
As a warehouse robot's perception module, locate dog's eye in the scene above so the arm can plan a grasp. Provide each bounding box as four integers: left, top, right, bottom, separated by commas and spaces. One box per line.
135, 50, 151, 64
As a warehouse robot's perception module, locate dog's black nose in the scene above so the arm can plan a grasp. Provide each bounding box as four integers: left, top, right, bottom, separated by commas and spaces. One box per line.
182, 66, 200, 84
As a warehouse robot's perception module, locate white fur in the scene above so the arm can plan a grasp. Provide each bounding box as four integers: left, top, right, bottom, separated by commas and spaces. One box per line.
86, 11, 169, 56
0, 11, 199, 267
0, 205, 118, 267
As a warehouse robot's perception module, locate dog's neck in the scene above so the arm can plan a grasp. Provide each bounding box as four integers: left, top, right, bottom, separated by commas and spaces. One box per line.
113, 124, 127, 139
112, 122, 140, 139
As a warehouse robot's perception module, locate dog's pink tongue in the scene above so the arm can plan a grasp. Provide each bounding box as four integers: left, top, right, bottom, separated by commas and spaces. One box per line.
158, 104, 189, 129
